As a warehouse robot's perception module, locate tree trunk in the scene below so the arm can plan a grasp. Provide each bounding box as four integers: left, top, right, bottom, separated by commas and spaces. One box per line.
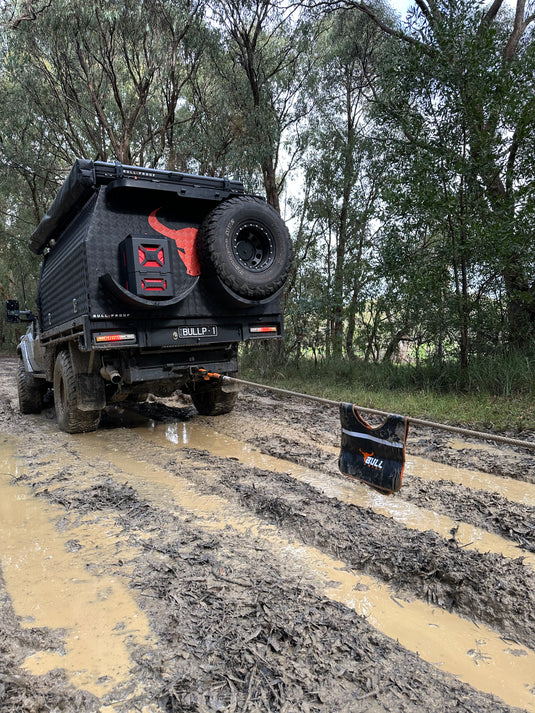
262, 158, 280, 212
382, 328, 408, 363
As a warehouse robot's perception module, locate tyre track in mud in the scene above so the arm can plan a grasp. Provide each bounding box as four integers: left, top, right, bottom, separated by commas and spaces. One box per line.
244, 434, 535, 553
96, 422, 535, 650
3, 446, 519, 713
129, 416, 535, 570
61, 424, 533, 708
208, 453, 535, 645
1, 356, 535, 712
3, 427, 533, 713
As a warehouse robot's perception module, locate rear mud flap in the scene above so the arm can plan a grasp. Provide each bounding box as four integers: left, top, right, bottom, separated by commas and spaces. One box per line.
76, 374, 106, 411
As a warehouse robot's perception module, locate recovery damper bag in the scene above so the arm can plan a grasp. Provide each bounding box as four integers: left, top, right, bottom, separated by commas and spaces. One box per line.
338, 402, 409, 494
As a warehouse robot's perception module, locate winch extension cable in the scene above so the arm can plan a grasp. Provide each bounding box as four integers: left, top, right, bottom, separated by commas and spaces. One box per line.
197, 370, 535, 453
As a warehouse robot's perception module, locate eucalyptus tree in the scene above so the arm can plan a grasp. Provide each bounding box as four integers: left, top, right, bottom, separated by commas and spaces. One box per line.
206, 0, 314, 210
294, 8, 387, 359
1, 0, 206, 176
0, 0, 209, 347
0, 0, 206, 244
326, 0, 535, 354
1, 0, 52, 29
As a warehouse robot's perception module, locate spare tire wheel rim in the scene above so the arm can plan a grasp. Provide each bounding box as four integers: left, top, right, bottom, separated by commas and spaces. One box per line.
231, 221, 275, 272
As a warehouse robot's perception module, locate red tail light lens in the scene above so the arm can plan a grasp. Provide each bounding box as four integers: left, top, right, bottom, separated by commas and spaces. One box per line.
95, 333, 136, 343
249, 325, 278, 334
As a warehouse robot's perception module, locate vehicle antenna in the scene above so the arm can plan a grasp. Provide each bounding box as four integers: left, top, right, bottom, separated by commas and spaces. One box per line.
19, 263, 28, 310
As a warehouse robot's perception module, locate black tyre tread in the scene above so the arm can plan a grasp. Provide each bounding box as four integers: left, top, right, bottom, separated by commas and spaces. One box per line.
17, 362, 45, 414
190, 387, 238, 416
198, 196, 293, 300
53, 351, 101, 433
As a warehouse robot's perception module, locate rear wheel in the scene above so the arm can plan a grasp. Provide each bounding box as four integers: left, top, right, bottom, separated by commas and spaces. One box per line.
187, 372, 240, 416
53, 351, 101, 433
190, 386, 239, 416
17, 362, 46, 414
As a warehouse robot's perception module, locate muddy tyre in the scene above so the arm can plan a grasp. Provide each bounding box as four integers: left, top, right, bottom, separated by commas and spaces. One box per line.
53, 351, 101, 433
190, 386, 239, 416
198, 197, 292, 300
17, 362, 45, 414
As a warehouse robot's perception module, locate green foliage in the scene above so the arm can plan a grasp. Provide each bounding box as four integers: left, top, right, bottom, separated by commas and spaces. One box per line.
241, 347, 535, 431
371, 0, 535, 359
286, 8, 390, 360
0, 0, 535, 402
1, 0, 208, 167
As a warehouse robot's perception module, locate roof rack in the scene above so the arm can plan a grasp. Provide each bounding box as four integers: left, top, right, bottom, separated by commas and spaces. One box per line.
92, 160, 243, 193
29, 159, 244, 255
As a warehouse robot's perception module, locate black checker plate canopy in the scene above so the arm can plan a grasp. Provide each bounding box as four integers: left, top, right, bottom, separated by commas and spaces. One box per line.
37, 164, 280, 337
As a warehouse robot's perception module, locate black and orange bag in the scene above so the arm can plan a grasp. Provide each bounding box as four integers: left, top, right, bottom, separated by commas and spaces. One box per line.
338, 403, 409, 494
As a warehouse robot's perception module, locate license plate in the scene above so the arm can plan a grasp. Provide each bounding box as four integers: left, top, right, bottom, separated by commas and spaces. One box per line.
178, 325, 218, 338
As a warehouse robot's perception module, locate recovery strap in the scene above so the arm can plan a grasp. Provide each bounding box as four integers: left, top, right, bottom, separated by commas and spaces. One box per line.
215, 374, 535, 453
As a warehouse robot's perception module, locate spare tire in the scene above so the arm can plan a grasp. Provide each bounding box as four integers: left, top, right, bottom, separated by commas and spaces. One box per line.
198, 196, 292, 300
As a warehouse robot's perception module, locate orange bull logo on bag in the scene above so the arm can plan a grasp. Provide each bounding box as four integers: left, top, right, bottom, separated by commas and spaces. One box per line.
359, 450, 384, 470
338, 403, 409, 494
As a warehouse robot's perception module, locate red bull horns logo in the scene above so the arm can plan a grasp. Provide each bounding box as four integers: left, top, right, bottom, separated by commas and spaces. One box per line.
149, 208, 201, 276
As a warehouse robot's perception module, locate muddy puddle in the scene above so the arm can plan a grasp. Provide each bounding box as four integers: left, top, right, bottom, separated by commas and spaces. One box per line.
67, 423, 535, 712
406, 454, 535, 505
1, 360, 534, 713
135, 420, 534, 568
0, 435, 154, 706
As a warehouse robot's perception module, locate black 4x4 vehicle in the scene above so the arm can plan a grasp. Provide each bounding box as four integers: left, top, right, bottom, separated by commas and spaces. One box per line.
6, 160, 292, 433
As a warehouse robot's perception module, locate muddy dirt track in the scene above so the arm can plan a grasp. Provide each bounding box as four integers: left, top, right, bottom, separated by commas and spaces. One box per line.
0, 354, 534, 713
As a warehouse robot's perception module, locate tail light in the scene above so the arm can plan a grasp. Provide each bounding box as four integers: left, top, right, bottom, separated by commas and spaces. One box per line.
249, 324, 279, 335
94, 332, 136, 344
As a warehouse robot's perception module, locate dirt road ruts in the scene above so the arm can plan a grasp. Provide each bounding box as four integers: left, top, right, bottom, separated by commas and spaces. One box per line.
0, 354, 533, 713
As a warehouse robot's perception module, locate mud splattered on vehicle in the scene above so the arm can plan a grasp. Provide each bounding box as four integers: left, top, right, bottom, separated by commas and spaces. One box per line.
0, 355, 534, 712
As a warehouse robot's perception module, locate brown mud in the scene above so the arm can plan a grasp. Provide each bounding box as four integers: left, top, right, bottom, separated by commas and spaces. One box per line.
0, 355, 534, 712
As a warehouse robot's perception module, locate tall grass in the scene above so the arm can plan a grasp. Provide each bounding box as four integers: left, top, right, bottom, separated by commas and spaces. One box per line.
240, 346, 535, 431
